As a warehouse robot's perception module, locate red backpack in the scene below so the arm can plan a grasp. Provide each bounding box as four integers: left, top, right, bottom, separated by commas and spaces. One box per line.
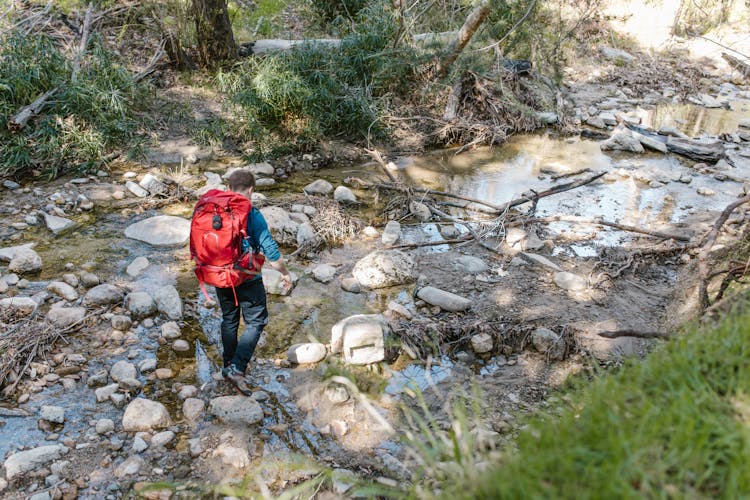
189, 189, 265, 303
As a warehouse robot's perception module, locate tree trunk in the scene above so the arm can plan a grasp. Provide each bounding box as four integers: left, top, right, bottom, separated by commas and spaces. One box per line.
192, 0, 237, 66
436, 0, 490, 78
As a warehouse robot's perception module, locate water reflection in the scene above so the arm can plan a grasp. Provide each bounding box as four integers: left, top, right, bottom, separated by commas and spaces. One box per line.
644, 102, 750, 136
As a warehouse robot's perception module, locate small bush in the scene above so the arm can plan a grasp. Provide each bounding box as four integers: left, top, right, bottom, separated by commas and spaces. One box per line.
0, 29, 149, 179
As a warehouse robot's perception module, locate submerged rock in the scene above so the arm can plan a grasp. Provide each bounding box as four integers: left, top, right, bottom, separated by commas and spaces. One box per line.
352, 250, 415, 289
124, 215, 190, 247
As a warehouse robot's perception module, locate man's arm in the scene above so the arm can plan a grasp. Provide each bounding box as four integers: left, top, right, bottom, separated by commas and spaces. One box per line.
251, 209, 292, 288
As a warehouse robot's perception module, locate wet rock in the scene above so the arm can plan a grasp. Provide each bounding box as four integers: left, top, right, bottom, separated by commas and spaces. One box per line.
80, 271, 100, 288
409, 201, 431, 221
138, 358, 156, 373
88, 370, 109, 388
172, 339, 190, 352
303, 179, 333, 195
4, 445, 66, 480
83, 284, 124, 307
600, 133, 645, 153
340, 277, 361, 293
110, 361, 137, 383
213, 443, 250, 468
0, 297, 37, 317
125, 292, 157, 319
209, 396, 263, 424
160, 321, 181, 339
455, 255, 489, 273
138, 173, 167, 196
553, 271, 587, 291
46, 306, 85, 328
531, 327, 565, 360
287, 343, 327, 364
417, 286, 471, 312
41, 213, 76, 235
178, 385, 198, 399
154, 285, 182, 320
324, 385, 350, 404
46, 282, 78, 301
39, 405, 65, 424
263, 268, 298, 296
260, 207, 299, 245
111, 315, 132, 331
114, 455, 144, 478
95, 419, 115, 435
122, 398, 171, 432
124, 215, 190, 247
118, 377, 142, 391
331, 314, 388, 365
183, 398, 205, 423
296, 222, 317, 246
155, 368, 174, 379
126, 257, 150, 278
312, 264, 336, 283
600, 46, 635, 63
697, 187, 715, 196
334, 186, 357, 203
151, 431, 175, 447
470, 333, 494, 354
131, 436, 148, 453
352, 250, 415, 289
125, 181, 148, 198
381, 220, 401, 245
8, 247, 43, 274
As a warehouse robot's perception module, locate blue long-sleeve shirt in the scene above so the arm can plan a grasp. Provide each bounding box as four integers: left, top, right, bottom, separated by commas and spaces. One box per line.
246, 207, 281, 265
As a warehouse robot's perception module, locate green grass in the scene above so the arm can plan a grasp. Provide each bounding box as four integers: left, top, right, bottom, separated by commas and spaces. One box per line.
229, 0, 291, 40
450, 305, 750, 499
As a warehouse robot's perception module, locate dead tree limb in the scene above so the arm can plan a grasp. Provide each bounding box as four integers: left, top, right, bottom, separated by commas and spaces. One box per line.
495, 171, 606, 214
722, 52, 750, 77
697, 193, 750, 312
529, 215, 691, 242
597, 330, 672, 339
428, 205, 504, 255
8, 88, 58, 132
366, 149, 398, 183
71, 3, 94, 84
134, 40, 167, 82
436, 0, 490, 78
387, 235, 473, 249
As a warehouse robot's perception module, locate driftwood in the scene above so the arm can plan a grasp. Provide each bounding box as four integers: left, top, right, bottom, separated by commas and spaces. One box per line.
722, 52, 750, 77
530, 215, 691, 242
436, 0, 490, 78
8, 88, 58, 132
697, 193, 750, 311
387, 235, 473, 250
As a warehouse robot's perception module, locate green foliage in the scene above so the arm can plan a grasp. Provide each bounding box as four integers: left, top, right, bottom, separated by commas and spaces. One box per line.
216, 1, 418, 152
451, 306, 750, 498
307, 0, 370, 26
0, 29, 149, 179
229, 0, 291, 39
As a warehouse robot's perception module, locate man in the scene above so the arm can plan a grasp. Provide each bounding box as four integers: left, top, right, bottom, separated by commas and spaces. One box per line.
217, 169, 292, 394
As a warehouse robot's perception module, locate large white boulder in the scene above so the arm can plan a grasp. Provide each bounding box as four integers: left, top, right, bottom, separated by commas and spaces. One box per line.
352, 250, 415, 289
124, 215, 190, 247
331, 314, 388, 365
209, 396, 263, 425
260, 206, 299, 245
4, 445, 66, 480
122, 398, 172, 432
417, 286, 471, 312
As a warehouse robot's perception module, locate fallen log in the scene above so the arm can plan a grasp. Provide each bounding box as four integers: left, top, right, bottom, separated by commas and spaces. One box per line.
666, 137, 725, 163
530, 215, 691, 242
387, 235, 473, 249
8, 88, 58, 132
597, 329, 671, 339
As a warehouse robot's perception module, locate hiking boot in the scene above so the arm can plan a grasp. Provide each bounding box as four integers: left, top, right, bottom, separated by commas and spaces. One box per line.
222, 364, 253, 396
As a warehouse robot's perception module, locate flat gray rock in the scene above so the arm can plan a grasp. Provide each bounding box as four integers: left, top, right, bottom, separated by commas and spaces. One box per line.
417, 286, 471, 312
42, 213, 77, 235
209, 396, 263, 425
4, 445, 66, 480
122, 398, 171, 432
303, 179, 333, 195
124, 215, 190, 247
46, 307, 85, 328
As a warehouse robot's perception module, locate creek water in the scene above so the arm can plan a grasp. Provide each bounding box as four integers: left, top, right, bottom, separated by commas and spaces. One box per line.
2, 100, 749, 467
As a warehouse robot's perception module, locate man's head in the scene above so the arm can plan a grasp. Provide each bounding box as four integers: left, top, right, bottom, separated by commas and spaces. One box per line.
226, 169, 256, 198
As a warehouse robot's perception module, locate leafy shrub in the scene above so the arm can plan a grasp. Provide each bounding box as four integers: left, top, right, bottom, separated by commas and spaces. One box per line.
307, 0, 369, 26
0, 29, 148, 179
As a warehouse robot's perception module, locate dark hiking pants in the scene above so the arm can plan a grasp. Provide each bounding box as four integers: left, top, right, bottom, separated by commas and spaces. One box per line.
215, 278, 268, 373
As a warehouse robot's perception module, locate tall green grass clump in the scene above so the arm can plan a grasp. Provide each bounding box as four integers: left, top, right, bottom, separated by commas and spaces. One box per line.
0, 29, 148, 179
216, 1, 418, 155
446, 307, 750, 498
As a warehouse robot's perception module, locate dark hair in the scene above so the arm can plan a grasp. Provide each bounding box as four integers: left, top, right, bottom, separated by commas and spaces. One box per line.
227, 169, 256, 192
